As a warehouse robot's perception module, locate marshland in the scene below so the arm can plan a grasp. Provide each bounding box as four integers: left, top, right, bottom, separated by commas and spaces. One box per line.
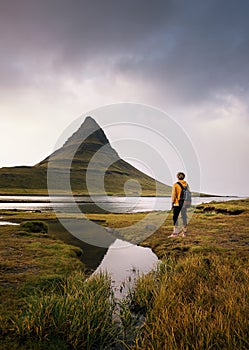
0, 198, 248, 349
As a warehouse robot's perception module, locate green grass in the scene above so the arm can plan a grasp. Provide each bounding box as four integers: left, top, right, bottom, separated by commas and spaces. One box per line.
0, 224, 84, 330
0, 199, 248, 349
11, 271, 117, 349
20, 221, 48, 233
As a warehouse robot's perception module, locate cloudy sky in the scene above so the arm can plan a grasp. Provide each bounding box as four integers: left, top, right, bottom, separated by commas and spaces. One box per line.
0, 0, 248, 196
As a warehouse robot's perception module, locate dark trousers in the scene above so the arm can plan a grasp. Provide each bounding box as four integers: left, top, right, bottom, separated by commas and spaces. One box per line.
173, 202, 187, 226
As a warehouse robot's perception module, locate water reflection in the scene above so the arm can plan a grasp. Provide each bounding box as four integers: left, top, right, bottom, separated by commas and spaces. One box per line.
0, 221, 19, 226
48, 220, 110, 271
93, 239, 159, 299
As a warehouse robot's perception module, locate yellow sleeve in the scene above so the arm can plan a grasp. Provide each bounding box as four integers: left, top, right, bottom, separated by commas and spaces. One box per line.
171, 183, 177, 205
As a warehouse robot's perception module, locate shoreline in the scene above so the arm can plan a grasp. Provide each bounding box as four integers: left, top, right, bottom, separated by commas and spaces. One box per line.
0, 194, 242, 202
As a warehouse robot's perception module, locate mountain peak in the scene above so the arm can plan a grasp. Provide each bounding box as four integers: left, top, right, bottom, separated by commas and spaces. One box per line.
63, 116, 110, 148
84, 115, 99, 125
79, 115, 101, 131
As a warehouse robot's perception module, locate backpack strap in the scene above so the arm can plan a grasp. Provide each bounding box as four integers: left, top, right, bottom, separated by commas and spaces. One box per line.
177, 182, 189, 190
177, 181, 185, 190
177, 182, 185, 202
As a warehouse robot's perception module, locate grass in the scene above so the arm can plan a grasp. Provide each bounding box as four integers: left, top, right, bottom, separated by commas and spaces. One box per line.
0, 224, 84, 345
126, 255, 249, 349
12, 271, 117, 349
123, 199, 249, 349
0, 199, 248, 349
20, 221, 48, 233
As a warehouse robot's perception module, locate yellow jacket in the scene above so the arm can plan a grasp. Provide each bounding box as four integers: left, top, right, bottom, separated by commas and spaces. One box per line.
171, 180, 189, 206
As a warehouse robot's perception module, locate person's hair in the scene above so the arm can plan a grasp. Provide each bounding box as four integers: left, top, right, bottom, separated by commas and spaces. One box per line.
177, 172, 185, 180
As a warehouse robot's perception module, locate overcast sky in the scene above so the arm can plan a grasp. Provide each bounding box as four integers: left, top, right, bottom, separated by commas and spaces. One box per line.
0, 0, 248, 196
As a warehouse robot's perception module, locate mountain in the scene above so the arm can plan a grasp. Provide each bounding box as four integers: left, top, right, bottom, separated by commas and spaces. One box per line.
0, 117, 171, 196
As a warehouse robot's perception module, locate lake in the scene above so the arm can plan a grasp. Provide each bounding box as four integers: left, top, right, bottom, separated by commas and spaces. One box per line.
0, 195, 242, 213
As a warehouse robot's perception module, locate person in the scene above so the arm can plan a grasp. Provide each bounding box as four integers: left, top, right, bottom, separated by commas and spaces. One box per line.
169, 172, 190, 237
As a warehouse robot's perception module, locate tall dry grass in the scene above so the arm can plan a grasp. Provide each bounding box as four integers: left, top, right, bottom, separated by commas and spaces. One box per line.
128, 255, 249, 350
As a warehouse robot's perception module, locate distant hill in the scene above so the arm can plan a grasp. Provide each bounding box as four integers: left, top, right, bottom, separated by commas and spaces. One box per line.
0, 116, 171, 196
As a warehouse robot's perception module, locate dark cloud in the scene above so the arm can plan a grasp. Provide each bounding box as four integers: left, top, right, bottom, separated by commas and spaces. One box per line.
0, 0, 173, 91
113, 0, 249, 104
0, 0, 249, 106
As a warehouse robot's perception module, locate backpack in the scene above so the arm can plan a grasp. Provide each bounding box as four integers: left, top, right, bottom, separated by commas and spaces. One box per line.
177, 182, 192, 208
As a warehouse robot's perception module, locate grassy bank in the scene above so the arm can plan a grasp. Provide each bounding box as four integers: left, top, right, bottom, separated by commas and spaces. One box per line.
0, 199, 248, 349
127, 199, 249, 349
11, 272, 117, 349
0, 223, 85, 348
127, 254, 248, 349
